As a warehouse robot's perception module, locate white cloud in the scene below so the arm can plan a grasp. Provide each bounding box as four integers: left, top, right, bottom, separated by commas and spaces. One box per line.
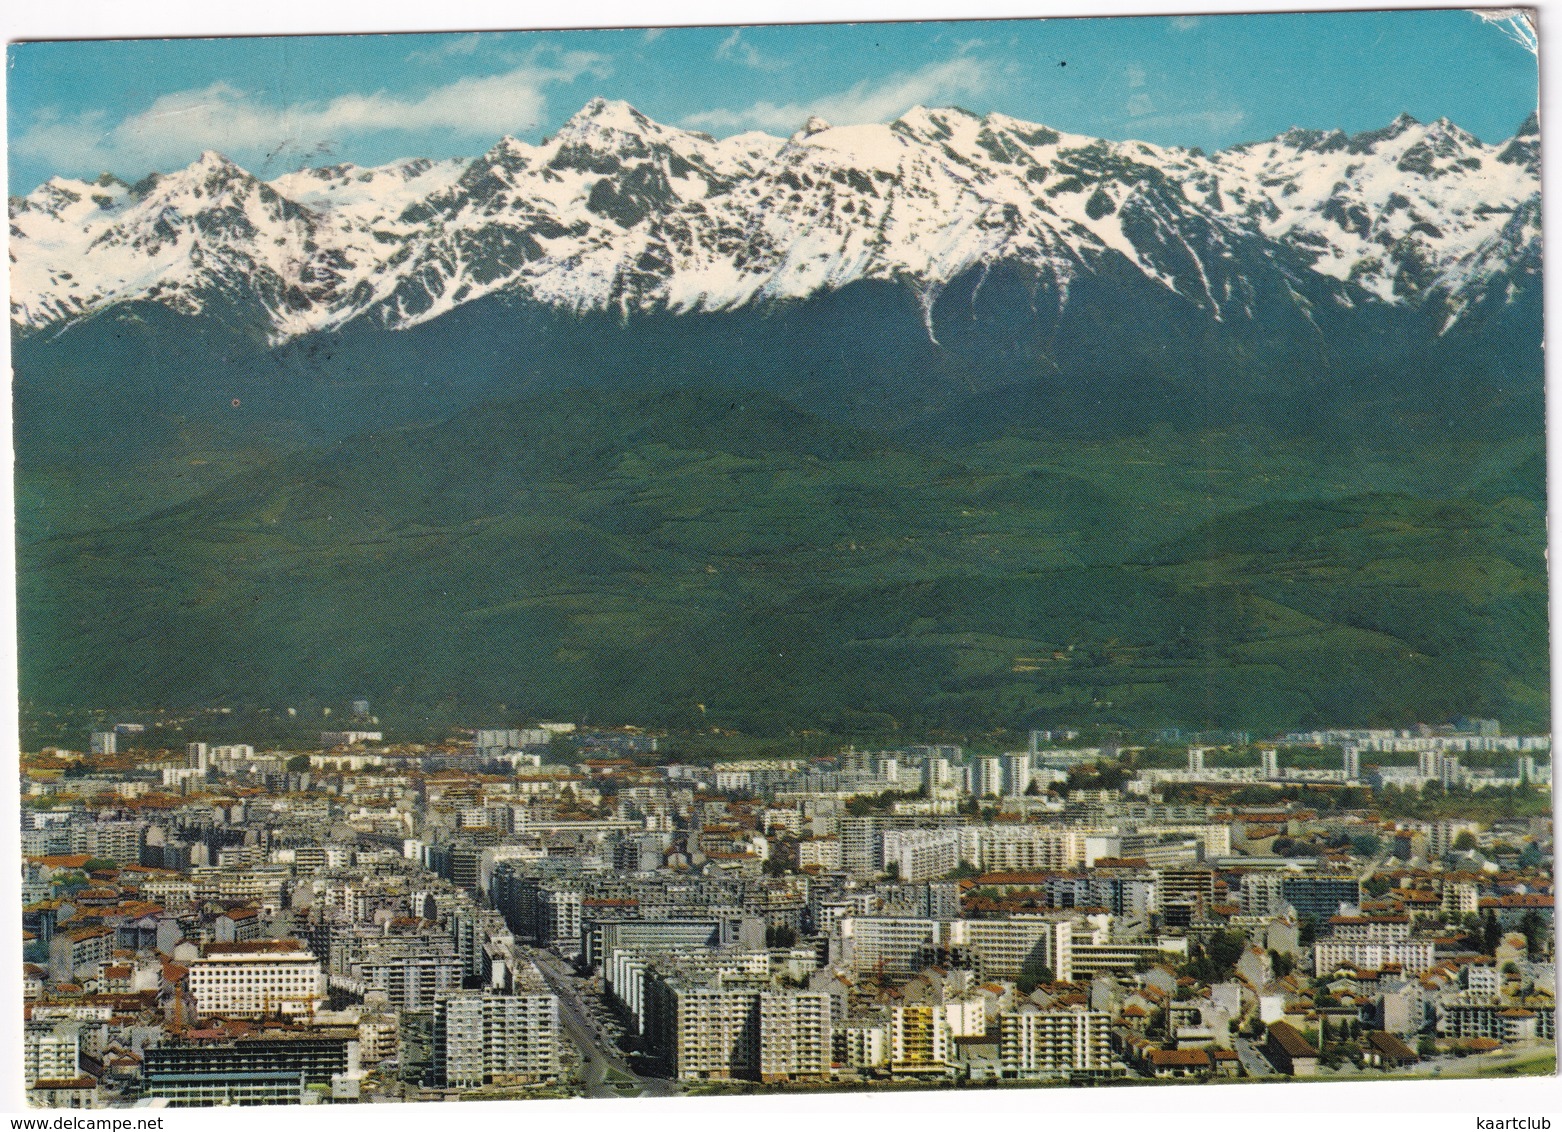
684, 54, 994, 134
1170, 16, 1201, 32
1126, 63, 1147, 89
1127, 92, 1154, 118
405, 32, 483, 64
13, 50, 607, 177
715, 29, 790, 73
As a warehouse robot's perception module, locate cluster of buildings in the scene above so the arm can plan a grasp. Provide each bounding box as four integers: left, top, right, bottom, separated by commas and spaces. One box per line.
16, 718, 1554, 1106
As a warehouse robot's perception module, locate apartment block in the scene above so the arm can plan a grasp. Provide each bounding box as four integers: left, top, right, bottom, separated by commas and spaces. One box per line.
758, 991, 833, 1081
1313, 939, 1437, 976
143, 1033, 357, 1089
23, 1019, 79, 1086
355, 951, 463, 1011
1000, 1006, 1115, 1079
889, 1003, 951, 1073
967, 826, 1086, 872
646, 979, 831, 1082
434, 992, 560, 1086
186, 942, 324, 1019
882, 829, 961, 882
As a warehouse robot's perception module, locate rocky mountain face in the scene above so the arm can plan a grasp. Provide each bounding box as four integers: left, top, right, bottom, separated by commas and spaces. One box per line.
10, 98, 1541, 344
10, 100, 1548, 735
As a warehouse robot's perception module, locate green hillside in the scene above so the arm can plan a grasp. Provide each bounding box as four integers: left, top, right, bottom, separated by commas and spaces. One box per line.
16, 386, 1549, 739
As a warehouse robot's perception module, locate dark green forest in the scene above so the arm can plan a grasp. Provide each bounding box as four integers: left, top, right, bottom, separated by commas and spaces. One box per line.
17, 379, 1548, 743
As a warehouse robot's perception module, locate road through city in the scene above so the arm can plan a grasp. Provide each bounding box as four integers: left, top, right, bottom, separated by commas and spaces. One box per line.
532, 949, 679, 1099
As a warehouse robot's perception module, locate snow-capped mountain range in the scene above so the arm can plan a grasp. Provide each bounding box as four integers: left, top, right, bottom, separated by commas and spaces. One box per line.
9, 97, 1541, 343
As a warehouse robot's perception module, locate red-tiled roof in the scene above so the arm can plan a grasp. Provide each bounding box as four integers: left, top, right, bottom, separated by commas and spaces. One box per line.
32, 855, 92, 869
1481, 894, 1553, 908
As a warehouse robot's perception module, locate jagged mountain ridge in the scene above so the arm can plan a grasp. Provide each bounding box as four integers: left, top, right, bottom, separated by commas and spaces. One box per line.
9, 98, 1540, 342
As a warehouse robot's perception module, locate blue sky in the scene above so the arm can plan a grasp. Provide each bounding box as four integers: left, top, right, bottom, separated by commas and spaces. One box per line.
6, 9, 1539, 194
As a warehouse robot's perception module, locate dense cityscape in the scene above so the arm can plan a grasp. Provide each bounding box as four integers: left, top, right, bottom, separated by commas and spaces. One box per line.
18, 709, 1555, 1107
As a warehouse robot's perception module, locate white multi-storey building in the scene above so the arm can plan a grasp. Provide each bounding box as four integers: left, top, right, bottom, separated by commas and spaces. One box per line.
714, 770, 753, 792
188, 865, 290, 906
606, 949, 770, 1037
1463, 962, 1501, 995
539, 886, 584, 952
758, 991, 833, 1081
23, 1020, 80, 1086
840, 916, 1076, 981
964, 826, 1087, 872
1443, 882, 1481, 917
1135, 823, 1233, 860
1314, 939, 1437, 976
1002, 754, 1032, 797
70, 820, 145, 864
1239, 873, 1288, 917
185, 942, 324, 1019
923, 757, 953, 798
1327, 915, 1410, 943
882, 829, 961, 882
954, 917, 1075, 982
1000, 1006, 1114, 1078
973, 758, 1004, 798
798, 837, 842, 871
434, 992, 560, 1086
1425, 820, 1480, 858
840, 1018, 890, 1069
839, 917, 943, 977
649, 981, 831, 1082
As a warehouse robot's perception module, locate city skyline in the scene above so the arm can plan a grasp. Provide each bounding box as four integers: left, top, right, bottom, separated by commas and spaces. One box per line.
16, 713, 1557, 1108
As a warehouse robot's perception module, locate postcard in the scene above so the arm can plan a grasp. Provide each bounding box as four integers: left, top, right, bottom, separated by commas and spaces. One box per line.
8, 6, 1553, 1113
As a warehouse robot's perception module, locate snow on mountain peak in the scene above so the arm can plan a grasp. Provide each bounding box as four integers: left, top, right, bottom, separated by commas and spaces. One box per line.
486, 134, 529, 155
269, 155, 469, 218
894, 104, 981, 137
187, 151, 251, 184
470, 134, 538, 176
557, 97, 661, 145
574, 96, 650, 125
9, 101, 1541, 342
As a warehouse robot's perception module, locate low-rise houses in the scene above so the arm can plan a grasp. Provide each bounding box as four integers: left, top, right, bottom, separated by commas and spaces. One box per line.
1264, 1020, 1321, 1076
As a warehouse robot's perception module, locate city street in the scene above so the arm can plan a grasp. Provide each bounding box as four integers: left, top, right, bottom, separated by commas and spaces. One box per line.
531, 949, 680, 1099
